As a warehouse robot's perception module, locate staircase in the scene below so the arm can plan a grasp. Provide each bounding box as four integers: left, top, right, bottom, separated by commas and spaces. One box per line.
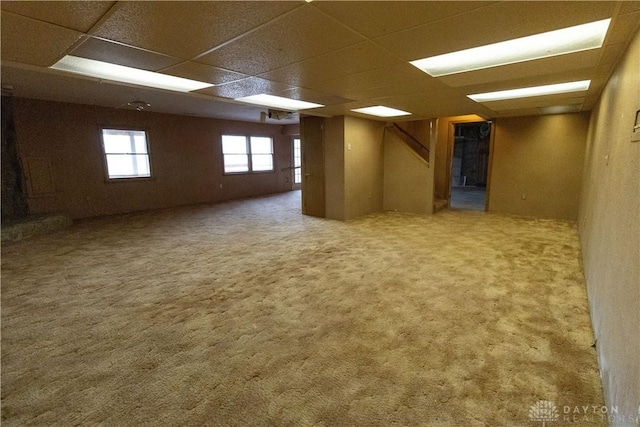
434, 199, 448, 213
385, 122, 430, 164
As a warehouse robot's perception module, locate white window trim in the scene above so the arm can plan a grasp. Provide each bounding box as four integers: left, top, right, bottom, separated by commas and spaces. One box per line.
293, 137, 302, 184
221, 134, 275, 175
100, 127, 152, 181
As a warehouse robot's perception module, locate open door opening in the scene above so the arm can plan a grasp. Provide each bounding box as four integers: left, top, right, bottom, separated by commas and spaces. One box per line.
449, 121, 491, 211
291, 137, 302, 191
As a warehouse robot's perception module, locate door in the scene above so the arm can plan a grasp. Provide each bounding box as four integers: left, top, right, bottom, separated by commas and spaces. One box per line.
300, 116, 325, 217
291, 137, 302, 191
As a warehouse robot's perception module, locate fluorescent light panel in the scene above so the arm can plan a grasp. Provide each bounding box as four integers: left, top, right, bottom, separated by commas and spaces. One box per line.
51, 56, 213, 92
411, 19, 611, 77
235, 94, 323, 110
351, 106, 411, 117
468, 80, 590, 103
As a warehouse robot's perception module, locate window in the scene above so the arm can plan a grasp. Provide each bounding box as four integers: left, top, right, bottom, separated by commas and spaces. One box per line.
222, 135, 274, 173
293, 138, 301, 184
101, 129, 151, 179
222, 135, 249, 173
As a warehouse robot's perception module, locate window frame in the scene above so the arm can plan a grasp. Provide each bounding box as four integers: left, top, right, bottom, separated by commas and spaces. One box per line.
221, 134, 250, 174
100, 127, 153, 181
221, 134, 275, 175
292, 137, 302, 184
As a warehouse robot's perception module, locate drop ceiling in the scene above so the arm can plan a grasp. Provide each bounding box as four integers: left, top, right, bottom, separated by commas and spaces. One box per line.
1, 1, 638, 123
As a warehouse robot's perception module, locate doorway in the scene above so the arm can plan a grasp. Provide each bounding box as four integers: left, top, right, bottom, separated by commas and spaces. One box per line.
449, 121, 491, 211
291, 137, 302, 191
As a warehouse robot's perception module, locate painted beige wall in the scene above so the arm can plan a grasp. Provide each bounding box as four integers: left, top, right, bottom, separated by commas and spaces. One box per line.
14, 98, 293, 218
343, 116, 385, 220
383, 120, 434, 214
488, 113, 589, 220
579, 29, 639, 424
323, 116, 345, 220
321, 115, 434, 220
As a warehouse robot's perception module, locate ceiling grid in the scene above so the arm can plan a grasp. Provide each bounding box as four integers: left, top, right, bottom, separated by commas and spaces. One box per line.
1, 1, 638, 122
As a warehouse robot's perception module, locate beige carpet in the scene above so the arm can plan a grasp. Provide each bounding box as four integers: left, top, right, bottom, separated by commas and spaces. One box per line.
1, 191, 604, 426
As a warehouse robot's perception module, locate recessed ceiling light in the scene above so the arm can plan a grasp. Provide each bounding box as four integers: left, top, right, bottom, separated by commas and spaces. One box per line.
468, 80, 591, 103
50, 55, 213, 92
234, 94, 323, 110
538, 104, 583, 115
351, 106, 412, 117
411, 19, 611, 77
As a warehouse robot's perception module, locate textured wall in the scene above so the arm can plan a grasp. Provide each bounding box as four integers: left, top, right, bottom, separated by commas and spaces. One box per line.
322, 116, 431, 220
13, 98, 293, 219
488, 113, 589, 220
579, 29, 639, 425
343, 116, 385, 220
383, 120, 434, 215
323, 116, 346, 220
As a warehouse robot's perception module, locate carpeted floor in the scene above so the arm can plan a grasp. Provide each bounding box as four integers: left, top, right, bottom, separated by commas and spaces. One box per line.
1, 191, 604, 426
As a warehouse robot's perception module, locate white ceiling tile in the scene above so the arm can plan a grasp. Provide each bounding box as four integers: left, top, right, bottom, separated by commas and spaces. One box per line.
494, 108, 542, 117
306, 63, 427, 95
197, 77, 294, 100
70, 37, 182, 71
0, 1, 636, 122
92, 1, 301, 60
598, 42, 628, 66
196, 5, 365, 75
605, 11, 640, 45
375, 1, 617, 61
162, 62, 248, 86
0, 1, 115, 33
437, 50, 601, 88
374, 91, 495, 119
619, 1, 640, 15
1, 12, 83, 67
260, 41, 401, 87
277, 87, 354, 106
312, 1, 493, 39
477, 94, 587, 111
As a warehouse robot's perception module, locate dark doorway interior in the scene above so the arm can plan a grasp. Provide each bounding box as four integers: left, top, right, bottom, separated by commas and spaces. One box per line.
450, 121, 490, 211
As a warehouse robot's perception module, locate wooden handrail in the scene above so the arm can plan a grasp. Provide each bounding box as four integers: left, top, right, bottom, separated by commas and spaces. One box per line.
385, 122, 429, 163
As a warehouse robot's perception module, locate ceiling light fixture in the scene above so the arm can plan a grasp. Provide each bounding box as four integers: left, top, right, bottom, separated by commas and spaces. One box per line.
468, 80, 591, 103
127, 100, 151, 111
351, 106, 412, 117
411, 18, 611, 77
51, 56, 213, 92
235, 94, 323, 110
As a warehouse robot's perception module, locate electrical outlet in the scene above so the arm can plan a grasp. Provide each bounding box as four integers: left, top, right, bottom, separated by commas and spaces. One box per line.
521, 193, 526, 200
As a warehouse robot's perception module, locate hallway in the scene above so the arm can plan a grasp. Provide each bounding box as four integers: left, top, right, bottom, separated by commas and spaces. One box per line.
450, 186, 486, 211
